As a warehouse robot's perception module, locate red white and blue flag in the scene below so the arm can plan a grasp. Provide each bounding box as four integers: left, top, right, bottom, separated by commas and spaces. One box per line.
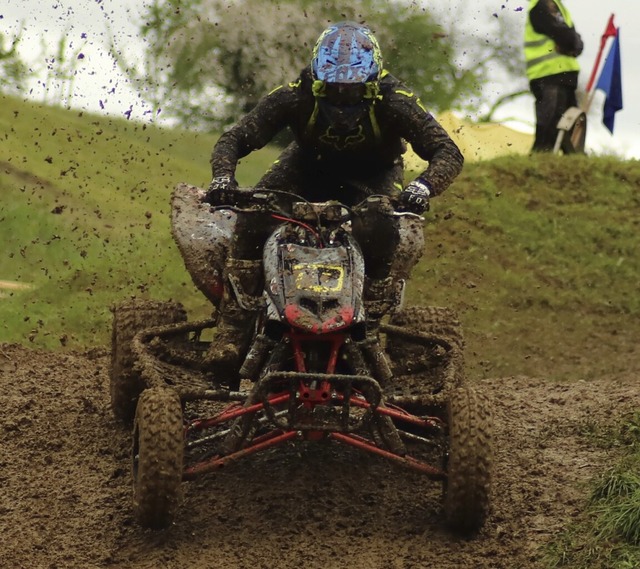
596, 30, 623, 133
587, 15, 623, 134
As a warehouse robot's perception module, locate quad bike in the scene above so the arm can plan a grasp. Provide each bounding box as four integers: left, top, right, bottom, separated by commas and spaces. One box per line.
109, 183, 493, 533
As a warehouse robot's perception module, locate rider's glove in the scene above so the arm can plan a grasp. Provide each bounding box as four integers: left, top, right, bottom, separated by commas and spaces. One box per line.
203, 175, 238, 205
400, 178, 431, 214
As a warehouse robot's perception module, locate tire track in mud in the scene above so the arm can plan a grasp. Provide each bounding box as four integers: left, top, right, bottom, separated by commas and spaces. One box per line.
0, 343, 637, 569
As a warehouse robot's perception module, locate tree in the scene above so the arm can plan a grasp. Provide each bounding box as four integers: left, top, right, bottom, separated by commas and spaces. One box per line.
430, 1, 528, 122
0, 28, 31, 95
120, 0, 522, 130
40, 32, 90, 108
1, 24, 90, 109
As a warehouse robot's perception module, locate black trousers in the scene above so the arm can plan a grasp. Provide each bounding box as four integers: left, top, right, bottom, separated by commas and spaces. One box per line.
530, 78, 578, 153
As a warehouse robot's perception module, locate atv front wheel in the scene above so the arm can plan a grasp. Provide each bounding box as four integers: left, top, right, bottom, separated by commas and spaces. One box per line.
132, 387, 184, 529
110, 299, 187, 424
443, 386, 493, 533
385, 306, 465, 396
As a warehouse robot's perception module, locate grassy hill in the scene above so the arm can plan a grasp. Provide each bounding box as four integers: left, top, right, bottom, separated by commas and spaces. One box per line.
0, 94, 279, 347
1, 93, 639, 384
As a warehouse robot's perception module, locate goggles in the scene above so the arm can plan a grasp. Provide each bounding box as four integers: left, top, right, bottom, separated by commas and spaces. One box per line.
312, 80, 380, 106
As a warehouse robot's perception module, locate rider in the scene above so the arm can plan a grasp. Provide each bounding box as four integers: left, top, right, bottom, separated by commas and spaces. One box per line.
204, 21, 464, 369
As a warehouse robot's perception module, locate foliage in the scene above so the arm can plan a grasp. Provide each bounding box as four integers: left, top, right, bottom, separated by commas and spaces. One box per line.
0, 29, 31, 94
431, 0, 527, 119
118, 0, 521, 129
2, 23, 91, 109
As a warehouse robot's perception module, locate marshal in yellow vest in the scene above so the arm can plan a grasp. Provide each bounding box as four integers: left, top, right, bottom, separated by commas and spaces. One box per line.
524, 0, 580, 81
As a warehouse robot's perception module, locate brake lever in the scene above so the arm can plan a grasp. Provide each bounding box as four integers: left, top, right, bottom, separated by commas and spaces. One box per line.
393, 210, 425, 220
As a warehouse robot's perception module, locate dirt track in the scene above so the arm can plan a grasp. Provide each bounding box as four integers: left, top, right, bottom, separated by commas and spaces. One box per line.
0, 342, 638, 569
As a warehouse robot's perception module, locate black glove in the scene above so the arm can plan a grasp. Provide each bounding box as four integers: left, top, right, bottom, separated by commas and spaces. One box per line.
203, 175, 238, 205
400, 178, 431, 214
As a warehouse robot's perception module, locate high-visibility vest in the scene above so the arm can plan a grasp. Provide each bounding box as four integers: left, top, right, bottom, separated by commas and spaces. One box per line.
524, 0, 580, 81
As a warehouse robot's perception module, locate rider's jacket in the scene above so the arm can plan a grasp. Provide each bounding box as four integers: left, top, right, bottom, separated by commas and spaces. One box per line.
525, 0, 582, 82
211, 66, 463, 197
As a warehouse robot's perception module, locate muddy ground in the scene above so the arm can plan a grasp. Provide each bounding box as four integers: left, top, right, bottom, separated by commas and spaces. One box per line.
0, 342, 638, 569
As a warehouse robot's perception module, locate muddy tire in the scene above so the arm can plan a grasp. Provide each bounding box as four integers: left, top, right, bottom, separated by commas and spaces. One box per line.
132, 387, 184, 529
110, 299, 187, 424
443, 386, 493, 533
385, 306, 465, 391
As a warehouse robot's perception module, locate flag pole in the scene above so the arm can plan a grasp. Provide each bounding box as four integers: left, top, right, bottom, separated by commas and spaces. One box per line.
583, 14, 617, 113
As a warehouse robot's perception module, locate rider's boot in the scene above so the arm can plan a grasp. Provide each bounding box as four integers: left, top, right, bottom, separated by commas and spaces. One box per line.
363, 276, 399, 338
361, 276, 399, 385
206, 258, 263, 373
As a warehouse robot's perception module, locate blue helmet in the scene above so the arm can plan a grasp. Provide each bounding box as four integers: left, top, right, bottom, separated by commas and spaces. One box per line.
311, 22, 383, 86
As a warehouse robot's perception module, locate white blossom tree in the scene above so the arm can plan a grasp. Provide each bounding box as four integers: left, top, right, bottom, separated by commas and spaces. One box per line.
115, 0, 521, 130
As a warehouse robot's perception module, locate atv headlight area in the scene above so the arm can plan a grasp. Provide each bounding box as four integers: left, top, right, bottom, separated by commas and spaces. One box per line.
263, 227, 366, 334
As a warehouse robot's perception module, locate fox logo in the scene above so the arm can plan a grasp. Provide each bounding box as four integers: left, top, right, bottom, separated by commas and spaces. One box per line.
319, 125, 366, 150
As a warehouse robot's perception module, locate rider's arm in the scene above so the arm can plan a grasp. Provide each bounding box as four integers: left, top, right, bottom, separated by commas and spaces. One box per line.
380, 81, 464, 197
210, 85, 299, 179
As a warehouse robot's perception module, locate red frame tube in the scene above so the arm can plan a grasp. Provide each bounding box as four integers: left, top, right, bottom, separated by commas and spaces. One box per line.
186, 393, 291, 434
182, 330, 445, 481
183, 430, 299, 479
329, 432, 445, 479
336, 393, 443, 430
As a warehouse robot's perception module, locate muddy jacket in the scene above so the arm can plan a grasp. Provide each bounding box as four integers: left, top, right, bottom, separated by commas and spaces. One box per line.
211, 67, 463, 197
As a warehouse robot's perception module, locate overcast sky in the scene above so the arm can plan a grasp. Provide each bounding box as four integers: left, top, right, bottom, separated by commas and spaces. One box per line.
2, 0, 638, 158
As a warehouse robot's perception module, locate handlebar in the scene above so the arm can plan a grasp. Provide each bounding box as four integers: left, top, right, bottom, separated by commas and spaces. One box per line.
207, 187, 424, 222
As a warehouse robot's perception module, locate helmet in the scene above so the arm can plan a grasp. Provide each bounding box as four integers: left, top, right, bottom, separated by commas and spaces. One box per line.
311, 22, 383, 106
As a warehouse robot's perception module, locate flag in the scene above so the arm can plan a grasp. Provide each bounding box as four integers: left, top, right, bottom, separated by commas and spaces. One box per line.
595, 31, 623, 133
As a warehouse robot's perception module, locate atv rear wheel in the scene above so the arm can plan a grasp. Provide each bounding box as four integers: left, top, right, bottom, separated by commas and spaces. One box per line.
132, 387, 184, 529
110, 299, 187, 424
443, 386, 493, 533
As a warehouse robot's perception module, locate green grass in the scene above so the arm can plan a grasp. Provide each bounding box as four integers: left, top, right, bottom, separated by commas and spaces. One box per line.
544, 414, 640, 569
407, 153, 640, 380
0, 94, 279, 347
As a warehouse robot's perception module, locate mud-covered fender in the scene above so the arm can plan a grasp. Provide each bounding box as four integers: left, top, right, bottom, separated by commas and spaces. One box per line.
392, 212, 425, 279
171, 183, 237, 306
